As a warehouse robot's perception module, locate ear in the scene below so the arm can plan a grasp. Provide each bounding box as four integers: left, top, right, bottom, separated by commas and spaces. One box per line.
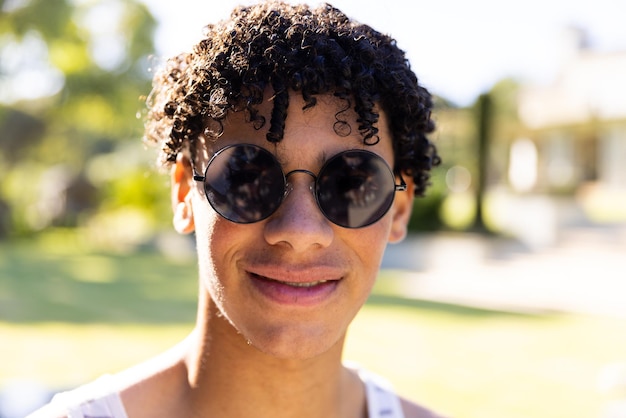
387, 175, 414, 243
171, 153, 196, 235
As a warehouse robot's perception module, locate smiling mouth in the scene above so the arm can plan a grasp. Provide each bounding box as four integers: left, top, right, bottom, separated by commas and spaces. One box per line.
248, 271, 340, 305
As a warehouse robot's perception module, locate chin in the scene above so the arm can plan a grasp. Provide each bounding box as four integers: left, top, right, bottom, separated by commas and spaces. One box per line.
244, 322, 346, 361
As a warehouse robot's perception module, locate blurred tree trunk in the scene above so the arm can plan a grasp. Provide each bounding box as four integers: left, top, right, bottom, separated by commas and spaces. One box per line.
473, 93, 491, 233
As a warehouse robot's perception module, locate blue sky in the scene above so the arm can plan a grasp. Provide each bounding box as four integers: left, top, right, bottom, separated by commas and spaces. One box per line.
144, 0, 626, 106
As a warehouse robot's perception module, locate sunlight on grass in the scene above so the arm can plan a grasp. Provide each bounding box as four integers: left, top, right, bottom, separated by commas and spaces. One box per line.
1, 237, 625, 418
346, 304, 626, 418
0, 323, 191, 388
1, 308, 624, 418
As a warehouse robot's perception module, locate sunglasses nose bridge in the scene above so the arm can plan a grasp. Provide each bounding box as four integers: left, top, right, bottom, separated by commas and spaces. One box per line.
285, 168, 317, 180
284, 169, 317, 197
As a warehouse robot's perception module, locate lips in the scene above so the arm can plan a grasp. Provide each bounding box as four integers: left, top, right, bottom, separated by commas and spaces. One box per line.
246, 267, 342, 306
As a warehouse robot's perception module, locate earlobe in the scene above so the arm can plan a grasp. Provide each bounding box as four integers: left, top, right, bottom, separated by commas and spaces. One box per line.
173, 200, 195, 234
388, 176, 414, 244
171, 153, 196, 235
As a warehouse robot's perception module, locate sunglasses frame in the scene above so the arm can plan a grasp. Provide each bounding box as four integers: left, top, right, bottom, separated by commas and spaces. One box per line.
191, 143, 407, 228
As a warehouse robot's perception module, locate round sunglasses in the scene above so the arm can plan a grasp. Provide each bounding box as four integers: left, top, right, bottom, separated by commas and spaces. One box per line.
192, 144, 406, 228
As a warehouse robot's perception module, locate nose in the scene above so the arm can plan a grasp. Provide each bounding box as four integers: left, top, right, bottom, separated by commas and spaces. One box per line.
263, 173, 334, 252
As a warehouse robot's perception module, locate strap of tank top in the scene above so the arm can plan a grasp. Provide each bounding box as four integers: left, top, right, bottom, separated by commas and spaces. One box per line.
358, 368, 405, 418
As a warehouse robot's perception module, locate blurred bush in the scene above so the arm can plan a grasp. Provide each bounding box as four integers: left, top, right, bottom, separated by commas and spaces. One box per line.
1, 1, 545, 241
0, 0, 167, 244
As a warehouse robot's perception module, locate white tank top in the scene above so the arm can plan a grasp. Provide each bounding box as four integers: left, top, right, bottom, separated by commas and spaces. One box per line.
35, 368, 406, 418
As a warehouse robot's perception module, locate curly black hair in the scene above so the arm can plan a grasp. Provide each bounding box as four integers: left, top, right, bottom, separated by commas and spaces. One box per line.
144, 1, 439, 196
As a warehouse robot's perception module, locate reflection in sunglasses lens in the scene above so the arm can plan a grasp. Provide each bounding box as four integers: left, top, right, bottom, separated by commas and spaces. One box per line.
203, 144, 396, 228
205, 145, 284, 223
317, 151, 395, 228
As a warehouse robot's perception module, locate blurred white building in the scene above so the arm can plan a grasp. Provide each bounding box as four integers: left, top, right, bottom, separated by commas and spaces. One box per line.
516, 29, 626, 222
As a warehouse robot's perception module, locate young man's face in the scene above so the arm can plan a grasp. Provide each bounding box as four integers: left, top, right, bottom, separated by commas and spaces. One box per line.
173, 93, 414, 360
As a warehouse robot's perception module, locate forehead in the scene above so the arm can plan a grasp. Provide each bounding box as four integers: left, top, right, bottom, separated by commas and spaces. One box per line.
221, 93, 390, 145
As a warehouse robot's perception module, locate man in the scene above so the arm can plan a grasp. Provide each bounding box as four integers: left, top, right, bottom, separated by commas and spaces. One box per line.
31, 1, 441, 417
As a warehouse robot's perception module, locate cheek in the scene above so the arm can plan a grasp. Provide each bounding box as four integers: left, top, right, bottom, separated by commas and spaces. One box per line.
192, 195, 230, 295
192, 194, 263, 304
347, 218, 393, 272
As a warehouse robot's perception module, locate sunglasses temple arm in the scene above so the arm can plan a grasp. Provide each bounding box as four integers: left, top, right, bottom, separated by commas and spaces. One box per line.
395, 173, 408, 192
189, 160, 206, 182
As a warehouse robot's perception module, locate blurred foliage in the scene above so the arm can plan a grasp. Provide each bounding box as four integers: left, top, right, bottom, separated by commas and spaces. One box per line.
410, 96, 467, 232
417, 80, 527, 233
484, 79, 524, 189
409, 164, 446, 232
0, 0, 529, 241
0, 0, 168, 242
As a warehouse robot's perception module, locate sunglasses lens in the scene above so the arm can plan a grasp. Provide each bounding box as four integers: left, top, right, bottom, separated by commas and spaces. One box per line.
202, 145, 397, 228
204, 144, 285, 223
316, 151, 396, 228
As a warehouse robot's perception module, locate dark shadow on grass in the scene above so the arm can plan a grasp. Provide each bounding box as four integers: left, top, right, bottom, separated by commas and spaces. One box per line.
366, 293, 559, 319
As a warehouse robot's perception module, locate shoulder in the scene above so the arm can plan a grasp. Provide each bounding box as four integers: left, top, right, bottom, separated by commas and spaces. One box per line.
400, 396, 448, 418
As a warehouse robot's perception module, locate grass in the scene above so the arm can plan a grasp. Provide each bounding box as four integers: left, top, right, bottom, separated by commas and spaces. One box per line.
1, 231, 625, 418
346, 298, 626, 418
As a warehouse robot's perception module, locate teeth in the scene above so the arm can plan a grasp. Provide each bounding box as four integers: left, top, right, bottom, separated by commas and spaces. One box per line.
283, 280, 328, 288
253, 273, 330, 288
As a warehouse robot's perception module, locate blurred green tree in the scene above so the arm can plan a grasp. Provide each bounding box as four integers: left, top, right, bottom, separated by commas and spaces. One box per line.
0, 0, 169, 239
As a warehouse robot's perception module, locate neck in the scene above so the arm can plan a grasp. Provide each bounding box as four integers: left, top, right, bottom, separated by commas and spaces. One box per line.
180, 293, 365, 418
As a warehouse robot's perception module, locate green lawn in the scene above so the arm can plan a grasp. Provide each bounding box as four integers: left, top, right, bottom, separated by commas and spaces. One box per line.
1, 231, 625, 418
